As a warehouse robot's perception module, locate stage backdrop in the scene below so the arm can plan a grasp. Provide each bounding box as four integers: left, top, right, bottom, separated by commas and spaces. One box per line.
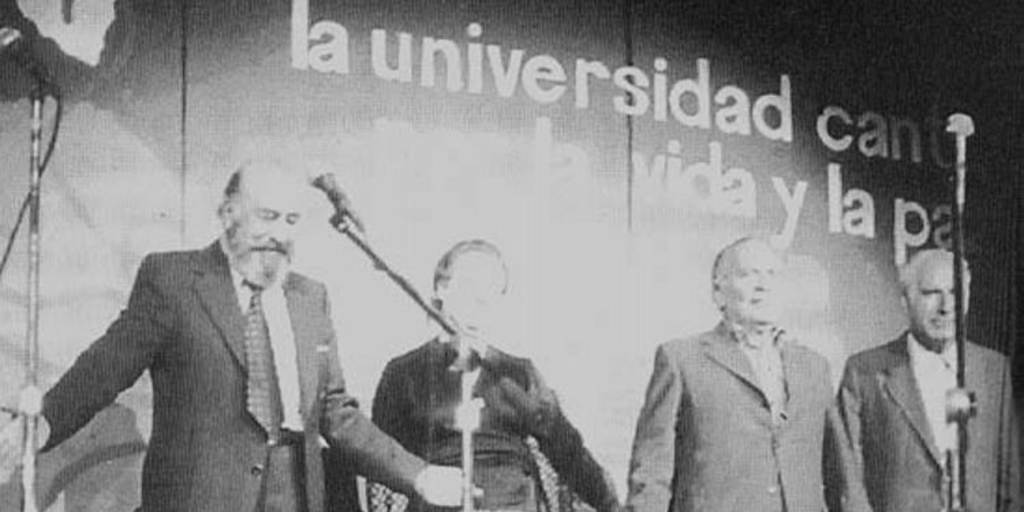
1, 1, 1020, 510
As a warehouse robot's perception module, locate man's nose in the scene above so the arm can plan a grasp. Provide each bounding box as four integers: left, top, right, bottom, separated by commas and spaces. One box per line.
263, 218, 293, 237
250, 216, 274, 234
938, 291, 956, 313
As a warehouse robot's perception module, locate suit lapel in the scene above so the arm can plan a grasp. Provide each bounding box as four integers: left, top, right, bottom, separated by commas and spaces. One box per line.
283, 274, 322, 420
779, 340, 803, 416
881, 337, 943, 467
194, 242, 248, 373
702, 323, 766, 404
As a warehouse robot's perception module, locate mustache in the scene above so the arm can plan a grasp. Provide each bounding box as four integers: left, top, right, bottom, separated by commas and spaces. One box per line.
250, 240, 290, 255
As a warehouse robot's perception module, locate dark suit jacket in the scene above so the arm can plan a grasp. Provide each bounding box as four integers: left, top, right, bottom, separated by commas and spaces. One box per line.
835, 334, 1020, 512
625, 322, 840, 512
40, 242, 427, 512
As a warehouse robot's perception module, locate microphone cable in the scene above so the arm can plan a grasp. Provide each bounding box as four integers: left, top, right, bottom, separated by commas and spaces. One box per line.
0, 89, 64, 284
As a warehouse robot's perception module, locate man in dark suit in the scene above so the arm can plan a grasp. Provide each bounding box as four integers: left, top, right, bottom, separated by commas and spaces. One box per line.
369, 239, 621, 512
625, 236, 843, 512
834, 249, 1019, 512
0, 159, 463, 512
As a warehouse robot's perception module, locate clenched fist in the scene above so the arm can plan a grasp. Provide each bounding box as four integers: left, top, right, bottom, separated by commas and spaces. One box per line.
415, 465, 471, 507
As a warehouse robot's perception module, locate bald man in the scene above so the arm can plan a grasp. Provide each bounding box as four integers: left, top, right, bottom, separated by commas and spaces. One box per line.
625, 237, 844, 512
0, 159, 463, 512
835, 249, 1019, 512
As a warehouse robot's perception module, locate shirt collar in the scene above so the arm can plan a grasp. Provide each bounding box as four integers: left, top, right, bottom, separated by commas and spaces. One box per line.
439, 329, 494, 355
907, 332, 957, 369
725, 321, 786, 350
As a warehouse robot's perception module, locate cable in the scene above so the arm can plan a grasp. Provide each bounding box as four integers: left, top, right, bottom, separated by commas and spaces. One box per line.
0, 91, 64, 282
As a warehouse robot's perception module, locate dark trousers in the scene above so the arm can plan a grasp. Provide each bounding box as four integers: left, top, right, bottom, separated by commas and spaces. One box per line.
257, 433, 308, 512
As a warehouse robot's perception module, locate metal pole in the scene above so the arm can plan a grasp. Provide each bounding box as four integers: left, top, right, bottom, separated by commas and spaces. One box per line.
20, 84, 46, 512
943, 112, 976, 512
328, 220, 451, 334
458, 340, 477, 512
325, 219, 477, 510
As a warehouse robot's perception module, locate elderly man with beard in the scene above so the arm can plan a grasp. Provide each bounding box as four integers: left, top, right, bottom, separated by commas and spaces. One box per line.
0, 159, 463, 512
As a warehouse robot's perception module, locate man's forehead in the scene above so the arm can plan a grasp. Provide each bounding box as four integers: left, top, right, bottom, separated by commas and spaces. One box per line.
450, 251, 505, 277
914, 255, 956, 288
722, 240, 781, 272
239, 164, 308, 210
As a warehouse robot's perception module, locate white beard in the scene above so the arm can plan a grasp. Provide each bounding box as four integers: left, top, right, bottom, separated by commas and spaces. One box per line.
220, 218, 294, 288
236, 249, 290, 288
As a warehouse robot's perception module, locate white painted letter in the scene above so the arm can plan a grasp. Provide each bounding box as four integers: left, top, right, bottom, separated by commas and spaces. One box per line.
893, 198, 930, 265
817, 106, 853, 152
575, 59, 610, 109
371, 29, 413, 83
771, 177, 808, 248
522, 55, 568, 104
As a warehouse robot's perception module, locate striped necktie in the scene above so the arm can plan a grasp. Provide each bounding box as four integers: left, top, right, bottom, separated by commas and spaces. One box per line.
243, 281, 284, 443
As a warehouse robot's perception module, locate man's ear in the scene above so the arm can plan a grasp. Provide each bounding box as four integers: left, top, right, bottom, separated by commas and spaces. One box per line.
711, 279, 724, 309
435, 283, 451, 306
899, 293, 910, 315
218, 201, 236, 228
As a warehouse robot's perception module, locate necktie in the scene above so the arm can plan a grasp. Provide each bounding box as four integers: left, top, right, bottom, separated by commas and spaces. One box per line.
243, 281, 284, 443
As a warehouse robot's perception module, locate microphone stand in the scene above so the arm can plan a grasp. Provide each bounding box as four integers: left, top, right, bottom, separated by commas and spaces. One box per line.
324, 216, 476, 512
17, 79, 47, 512
942, 113, 976, 512
454, 337, 479, 512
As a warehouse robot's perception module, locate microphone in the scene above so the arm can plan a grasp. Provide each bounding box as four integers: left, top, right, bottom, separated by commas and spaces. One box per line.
946, 113, 974, 209
945, 113, 975, 138
0, 27, 56, 92
310, 173, 366, 232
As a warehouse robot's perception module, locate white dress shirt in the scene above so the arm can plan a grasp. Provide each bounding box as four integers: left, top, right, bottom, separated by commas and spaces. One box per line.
728, 323, 788, 424
907, 333, 957, 454
231, 270, 304, 431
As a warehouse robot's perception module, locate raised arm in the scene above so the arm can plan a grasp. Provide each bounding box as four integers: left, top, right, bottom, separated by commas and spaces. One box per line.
488, 361, 622, 512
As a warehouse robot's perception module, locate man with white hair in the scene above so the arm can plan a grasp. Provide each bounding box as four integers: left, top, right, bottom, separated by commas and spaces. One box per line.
0, 158, 464, 512
626, 236, 845, 512
834, 248, 1019, 512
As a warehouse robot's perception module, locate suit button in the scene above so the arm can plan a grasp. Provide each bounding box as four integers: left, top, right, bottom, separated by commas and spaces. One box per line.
251, 464, 264, 477
767, 485, 779, 495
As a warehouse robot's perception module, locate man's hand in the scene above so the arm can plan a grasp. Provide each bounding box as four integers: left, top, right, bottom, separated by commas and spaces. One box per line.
0, 387, 50, 485
0, 417, 23, 484
414, 465, 466, 507
491, 376, 559, 437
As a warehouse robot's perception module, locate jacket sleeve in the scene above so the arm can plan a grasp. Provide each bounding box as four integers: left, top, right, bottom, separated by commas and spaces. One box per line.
516, 365, 622, 512
997, 359, 1019, 512
317, 290, 427, 496
625, 344, 682, 512
371, 358, 413, 453
41, 254, 174, 450
830, 362, 873, 512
